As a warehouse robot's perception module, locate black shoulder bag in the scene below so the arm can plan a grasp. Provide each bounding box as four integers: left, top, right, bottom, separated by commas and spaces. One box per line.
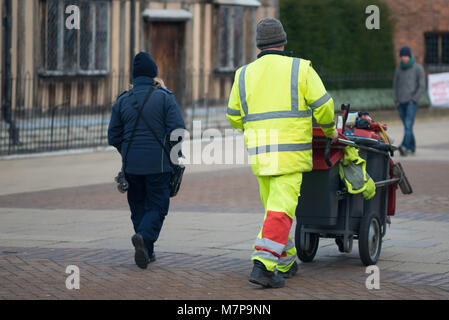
128, 87, 185, 198
115, 87, 155, 193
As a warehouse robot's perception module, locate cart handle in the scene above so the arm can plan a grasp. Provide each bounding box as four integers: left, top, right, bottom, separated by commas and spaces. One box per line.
337, 138, 399, 151
337, 178, 398, 200
337, 138, 357, 147
341, 103, 350, 132
374, 178, 400, 188
324, 138, 332, 167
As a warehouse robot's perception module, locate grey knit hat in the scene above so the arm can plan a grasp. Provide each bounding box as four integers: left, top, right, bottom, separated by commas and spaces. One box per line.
256, 18, 287, 50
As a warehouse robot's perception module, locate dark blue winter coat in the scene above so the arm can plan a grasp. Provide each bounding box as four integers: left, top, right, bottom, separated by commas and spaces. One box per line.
108, 76, 185, 175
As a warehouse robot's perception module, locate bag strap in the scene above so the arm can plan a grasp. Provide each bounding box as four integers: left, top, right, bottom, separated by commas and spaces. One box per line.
122, 87, 155, 171
128, 89, 174, 164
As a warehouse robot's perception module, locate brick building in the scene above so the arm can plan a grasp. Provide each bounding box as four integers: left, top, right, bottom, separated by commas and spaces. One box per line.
384, 0, 449, 72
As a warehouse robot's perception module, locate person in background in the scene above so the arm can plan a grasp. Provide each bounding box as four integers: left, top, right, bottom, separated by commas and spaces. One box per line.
108, 52, 185, 269
393, 46, 426, 156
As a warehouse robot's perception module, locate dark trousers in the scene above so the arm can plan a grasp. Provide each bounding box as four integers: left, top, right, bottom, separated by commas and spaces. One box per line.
125, 172, 171, 255
397, 101, 418, 153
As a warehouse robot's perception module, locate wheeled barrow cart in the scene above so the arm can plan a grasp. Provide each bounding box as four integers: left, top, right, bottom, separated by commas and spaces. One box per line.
295, 105, 413, 266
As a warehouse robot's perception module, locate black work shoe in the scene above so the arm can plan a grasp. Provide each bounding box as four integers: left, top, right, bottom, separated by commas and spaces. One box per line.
278, 261, 298, 279
149, 252, 156, 263
249, 260, 285, 288
398, 146, 407, 157
131, 234, 149, 269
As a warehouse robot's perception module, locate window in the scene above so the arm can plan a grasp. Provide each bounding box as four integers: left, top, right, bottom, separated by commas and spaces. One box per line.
425, 32, 449, 66
43, 0, 110, 75
217, 6, 248, 72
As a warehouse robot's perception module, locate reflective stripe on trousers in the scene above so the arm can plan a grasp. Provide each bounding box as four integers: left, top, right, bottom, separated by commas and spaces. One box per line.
251, 210, 295, 272
251, 172, 302, 272
277, 238, 297, 272
251, 237, 297, 272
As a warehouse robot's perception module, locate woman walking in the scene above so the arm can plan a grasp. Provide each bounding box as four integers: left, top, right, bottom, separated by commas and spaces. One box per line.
108, 52, 185, 269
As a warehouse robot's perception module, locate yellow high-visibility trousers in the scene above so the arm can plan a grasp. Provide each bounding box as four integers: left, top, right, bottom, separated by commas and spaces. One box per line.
252, 172, 302, 272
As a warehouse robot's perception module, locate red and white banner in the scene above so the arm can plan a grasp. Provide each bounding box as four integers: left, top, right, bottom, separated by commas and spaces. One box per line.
428, 72, 449, 107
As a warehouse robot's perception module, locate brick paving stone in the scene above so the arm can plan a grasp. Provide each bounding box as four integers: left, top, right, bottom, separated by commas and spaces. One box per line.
1, 161, 448, 215
1, 148, 449, 300
0, 167, 262, 213
0, 247, 448, 300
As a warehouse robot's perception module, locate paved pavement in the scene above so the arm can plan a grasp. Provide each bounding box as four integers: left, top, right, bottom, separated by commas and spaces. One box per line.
1, 114, 449, 300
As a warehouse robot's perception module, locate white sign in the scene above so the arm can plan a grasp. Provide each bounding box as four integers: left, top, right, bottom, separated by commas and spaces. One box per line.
428, 72, 449, 107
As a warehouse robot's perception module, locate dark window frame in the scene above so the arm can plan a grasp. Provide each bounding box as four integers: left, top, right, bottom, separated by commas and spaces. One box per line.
40, 0, 111, 77
424, 31, 449, 67
214, 5, 256, 74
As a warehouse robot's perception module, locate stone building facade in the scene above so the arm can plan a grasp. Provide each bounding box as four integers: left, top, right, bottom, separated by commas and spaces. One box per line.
1, 0, 279, 112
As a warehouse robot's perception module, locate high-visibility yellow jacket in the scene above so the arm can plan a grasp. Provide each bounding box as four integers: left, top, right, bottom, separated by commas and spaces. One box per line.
227, 52, 336, 176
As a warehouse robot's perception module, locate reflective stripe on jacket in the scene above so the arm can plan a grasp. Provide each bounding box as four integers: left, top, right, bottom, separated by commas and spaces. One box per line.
227, 53, 336, 176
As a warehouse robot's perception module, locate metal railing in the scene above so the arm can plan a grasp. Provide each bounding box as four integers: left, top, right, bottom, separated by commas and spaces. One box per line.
1, 70, 401, 156
0, 71, 230, 156
1, 103, 111, 155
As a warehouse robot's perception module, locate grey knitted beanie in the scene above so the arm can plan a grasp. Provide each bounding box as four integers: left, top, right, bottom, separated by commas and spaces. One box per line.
256, 18, 287, 50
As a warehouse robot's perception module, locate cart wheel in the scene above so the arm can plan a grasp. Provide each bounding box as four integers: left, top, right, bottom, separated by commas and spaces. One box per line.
297, 232, 319, 263
358, 211, 382, 266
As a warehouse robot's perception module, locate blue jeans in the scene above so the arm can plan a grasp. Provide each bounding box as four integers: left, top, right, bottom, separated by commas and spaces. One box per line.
397, 101, 418, 153
125, 172, 171, 255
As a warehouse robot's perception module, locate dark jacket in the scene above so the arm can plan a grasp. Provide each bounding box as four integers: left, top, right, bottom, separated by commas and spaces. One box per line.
108, 76, 185, 175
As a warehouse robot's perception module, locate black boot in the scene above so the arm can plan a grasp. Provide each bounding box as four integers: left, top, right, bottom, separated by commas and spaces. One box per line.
249, 260, 285, 288
398, 145, 407, 157
131, 234, 149, 269
278, 260, 298, 279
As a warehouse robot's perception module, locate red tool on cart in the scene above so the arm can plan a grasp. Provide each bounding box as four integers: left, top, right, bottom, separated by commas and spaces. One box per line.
295, 104, 412, 266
